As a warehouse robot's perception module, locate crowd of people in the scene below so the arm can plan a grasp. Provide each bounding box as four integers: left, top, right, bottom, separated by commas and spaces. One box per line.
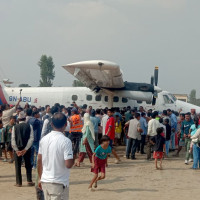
0, 100, 200, 199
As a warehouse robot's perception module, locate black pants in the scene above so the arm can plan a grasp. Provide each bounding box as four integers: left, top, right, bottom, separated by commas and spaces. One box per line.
69, 132, 82, 155
14, 149, 32, 185
126, 138, 138, 158
140, 135, 146, 153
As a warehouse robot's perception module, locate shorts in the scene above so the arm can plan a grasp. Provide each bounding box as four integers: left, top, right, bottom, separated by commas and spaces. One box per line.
179, 139, 185, 147
115, 132, 121, 139
91, 157, 106, 174
0, 143, 5, 150
6, 142, 13, 152
153, 151, 163, 159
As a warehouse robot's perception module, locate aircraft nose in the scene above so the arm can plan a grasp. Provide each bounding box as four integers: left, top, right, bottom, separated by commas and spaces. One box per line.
154, 86, 162, 93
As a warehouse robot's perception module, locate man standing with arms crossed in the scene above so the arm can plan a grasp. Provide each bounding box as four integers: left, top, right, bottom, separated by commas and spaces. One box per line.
38, 113, 74, 200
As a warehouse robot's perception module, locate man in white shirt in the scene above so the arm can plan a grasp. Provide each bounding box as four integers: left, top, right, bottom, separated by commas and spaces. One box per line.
101, 109, 109, 136
126, 113, 143, 159
38, 113, 74, 200
147, 111, 160, 160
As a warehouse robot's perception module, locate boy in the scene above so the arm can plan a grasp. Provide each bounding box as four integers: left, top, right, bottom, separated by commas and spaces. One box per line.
89, 135, 111, 191
5, 116, 16, 163
151, 127, 166, 170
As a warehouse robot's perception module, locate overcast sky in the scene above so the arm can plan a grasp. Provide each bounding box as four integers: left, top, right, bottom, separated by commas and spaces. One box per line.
0, 0, 199, 97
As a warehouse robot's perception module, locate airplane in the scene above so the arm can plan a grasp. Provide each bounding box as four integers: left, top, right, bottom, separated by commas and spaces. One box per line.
0, 60, 200, 113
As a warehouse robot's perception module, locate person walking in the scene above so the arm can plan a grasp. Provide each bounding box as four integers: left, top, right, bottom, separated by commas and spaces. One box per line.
76, 113, 95, 167
38, 113, 74, 200
11, 111, 34, 187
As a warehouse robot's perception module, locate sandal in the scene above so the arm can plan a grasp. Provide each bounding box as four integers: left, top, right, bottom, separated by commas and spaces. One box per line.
15, 184, 22, 187
27, 182, 35, 187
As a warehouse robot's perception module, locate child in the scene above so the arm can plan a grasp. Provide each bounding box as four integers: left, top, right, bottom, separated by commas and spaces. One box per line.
151, 127, 166, 170
88, 135, 112, 191
5, 116, 16, 163
0, 120, 6, 161
164, 118, 171, 157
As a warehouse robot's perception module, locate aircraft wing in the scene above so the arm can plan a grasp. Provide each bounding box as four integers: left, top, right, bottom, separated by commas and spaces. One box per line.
62, 60, 124, 90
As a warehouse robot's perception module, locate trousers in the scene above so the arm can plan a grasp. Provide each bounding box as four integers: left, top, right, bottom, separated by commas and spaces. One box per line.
14, 149, 32, 185
42, 183, 69, 200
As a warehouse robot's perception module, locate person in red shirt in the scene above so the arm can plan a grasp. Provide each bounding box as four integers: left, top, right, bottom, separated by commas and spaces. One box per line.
105, 109, 121, 164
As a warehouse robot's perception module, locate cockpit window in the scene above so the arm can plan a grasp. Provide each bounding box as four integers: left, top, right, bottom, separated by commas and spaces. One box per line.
168, 94, 177, 102
163, 95, 174, 104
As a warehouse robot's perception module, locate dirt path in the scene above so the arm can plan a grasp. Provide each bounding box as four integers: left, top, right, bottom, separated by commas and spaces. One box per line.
0, 147, 199, 200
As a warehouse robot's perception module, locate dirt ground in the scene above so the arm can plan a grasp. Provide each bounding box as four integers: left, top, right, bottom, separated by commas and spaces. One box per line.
0, 147, 199, 200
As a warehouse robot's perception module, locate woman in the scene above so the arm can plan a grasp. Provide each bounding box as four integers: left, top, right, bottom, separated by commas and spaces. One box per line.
75, 113, 95, 167
191, 126, 200, 169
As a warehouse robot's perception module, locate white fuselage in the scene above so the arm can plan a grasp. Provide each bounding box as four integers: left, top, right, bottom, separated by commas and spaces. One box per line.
2, 87, 200, 113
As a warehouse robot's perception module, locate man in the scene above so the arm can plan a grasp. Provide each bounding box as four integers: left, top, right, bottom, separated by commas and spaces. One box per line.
69, 108, 83, 158
42, 105, 51, 121
26, 109, 42, 169
147, 111, 160, 160
174, 113, 185, 157
90, 109, 100, 148
11, 111, 34, 187
167, 109, 177, 151
2, 99, 21, 127
125, 106, 132, 122
126, 113, 143, 159
105, 109, 121, 164
181, 113, 194, 164
162, 110, 171, 125
38, 113, 74, 200
101, 109, 108, 136
41, 106, 59, 138
139, 112, 148, 154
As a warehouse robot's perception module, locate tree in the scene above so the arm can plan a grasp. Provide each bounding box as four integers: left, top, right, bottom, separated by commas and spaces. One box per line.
72, 80, 85, 87
38, 55, 55, 87
18, 84, 31, 87
189, 89, 196, 105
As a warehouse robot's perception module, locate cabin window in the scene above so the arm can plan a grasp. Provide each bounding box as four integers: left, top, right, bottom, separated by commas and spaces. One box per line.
95, 95, 101, 101
137, 100, 142, 104
163, 95, 173, 104
72, 95, 78, 101
86, 95, 92, 101
113, 96, 119, 102
122, 98, 128, 103
104, 96, 108, 102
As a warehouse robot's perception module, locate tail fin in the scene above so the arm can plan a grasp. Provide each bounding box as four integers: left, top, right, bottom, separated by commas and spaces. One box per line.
0, 84, 7, 105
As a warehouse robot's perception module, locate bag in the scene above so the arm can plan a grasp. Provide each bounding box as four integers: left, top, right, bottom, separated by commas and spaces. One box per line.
35, 187, 44, 200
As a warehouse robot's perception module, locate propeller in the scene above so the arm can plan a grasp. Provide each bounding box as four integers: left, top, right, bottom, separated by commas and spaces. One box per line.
151, 66, 159, 105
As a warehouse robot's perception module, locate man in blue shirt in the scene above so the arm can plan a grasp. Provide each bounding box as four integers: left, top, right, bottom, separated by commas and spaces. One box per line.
90, 110, 101, 148
167, 109, 177, 151
139, 113, 148, 154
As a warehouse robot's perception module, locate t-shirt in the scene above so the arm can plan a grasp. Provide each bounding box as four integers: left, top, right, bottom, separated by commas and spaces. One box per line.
39, 131, 73, 187
95, 145, 112, 160
101, 114, 109, 135
105, 116, 115, 140
151, 135, 166, 152
190, 124, 200, 136
90, 116, 100, 133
